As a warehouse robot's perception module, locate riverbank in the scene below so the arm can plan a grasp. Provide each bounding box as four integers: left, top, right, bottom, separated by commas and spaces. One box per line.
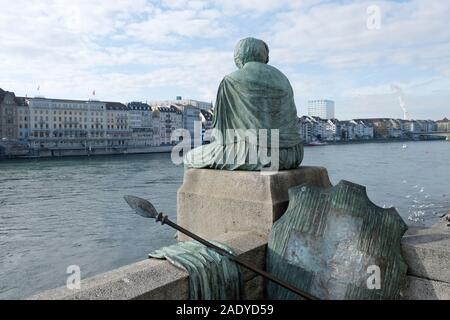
321, 136, 446, 146
1, 136, 447, 160
0, 145, 174, 160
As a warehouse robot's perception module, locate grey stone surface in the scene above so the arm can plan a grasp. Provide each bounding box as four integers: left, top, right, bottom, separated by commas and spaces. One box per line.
29, 231, 266, 300
30, 258, 190, 300
243, 276, 265, 300
30, 179, 450, 301
177, 167, 332, 241
402, 220, 450, 284
402, 276, 450, 300
216, 232, 267, 301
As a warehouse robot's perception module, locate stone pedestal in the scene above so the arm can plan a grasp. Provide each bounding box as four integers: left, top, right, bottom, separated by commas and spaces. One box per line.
177, 166, 332, 242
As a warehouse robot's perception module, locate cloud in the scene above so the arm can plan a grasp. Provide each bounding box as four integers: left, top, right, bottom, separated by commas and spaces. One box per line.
125, 9, 226, 44
0, 0, 448, 119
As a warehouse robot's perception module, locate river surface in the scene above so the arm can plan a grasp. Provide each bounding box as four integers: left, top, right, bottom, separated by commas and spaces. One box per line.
0, 140, 449, 299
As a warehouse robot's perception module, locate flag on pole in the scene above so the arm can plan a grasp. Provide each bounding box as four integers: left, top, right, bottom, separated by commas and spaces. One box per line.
92, 89, 96, 97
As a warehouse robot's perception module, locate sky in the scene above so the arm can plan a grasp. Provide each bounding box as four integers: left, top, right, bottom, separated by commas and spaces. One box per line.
0, 0, 449, 120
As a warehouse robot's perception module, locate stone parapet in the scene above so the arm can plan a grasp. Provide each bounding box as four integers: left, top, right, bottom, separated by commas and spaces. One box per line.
401, 221, 450, 300
177, 167, 332, 242
29, 232, 266, 300
31, 167, 450, 300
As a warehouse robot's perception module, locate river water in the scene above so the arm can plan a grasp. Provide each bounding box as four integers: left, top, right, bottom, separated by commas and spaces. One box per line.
0, 140, 449, 299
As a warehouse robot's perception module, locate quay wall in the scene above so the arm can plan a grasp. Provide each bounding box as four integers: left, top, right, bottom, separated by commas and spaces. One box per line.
4, 146, 173, 159
29, 167, 450, 300
30, 232, 267, 300
30, 226, 450, 300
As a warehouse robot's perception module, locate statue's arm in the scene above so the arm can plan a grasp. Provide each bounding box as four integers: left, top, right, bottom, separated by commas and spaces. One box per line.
212, 78, 227, 129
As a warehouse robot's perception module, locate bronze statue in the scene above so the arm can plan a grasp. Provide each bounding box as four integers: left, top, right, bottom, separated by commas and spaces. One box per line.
184, 37, 304, 171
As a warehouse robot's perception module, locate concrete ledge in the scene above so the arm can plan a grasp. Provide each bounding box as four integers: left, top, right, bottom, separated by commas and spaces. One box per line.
29, 226, 450, 300
402, 221, 450, 284
29, 231, 267, 300
402, 276, 450, 300
30, 255, 190, 300
177, 167, 332, 241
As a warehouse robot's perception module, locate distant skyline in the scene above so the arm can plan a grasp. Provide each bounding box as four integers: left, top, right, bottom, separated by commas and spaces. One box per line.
0, 0, 449, 120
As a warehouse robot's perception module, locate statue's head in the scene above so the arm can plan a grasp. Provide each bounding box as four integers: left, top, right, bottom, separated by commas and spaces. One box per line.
234, 37, 269, 69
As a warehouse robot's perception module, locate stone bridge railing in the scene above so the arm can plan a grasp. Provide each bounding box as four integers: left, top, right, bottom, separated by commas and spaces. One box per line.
31, 167, 450, 300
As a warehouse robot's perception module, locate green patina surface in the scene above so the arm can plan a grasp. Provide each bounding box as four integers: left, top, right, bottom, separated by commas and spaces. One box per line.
184, 37, 304, 170
149, 241, 242, 300
267, 180, 408, 300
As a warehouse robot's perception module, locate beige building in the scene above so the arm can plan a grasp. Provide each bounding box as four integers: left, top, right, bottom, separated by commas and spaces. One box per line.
151, 108, 161, 147
437, 118, 449, 132
27, 97, 107, 148
17, 104, 31, 140
127, 102, 154, 147
105, 102, 131, 146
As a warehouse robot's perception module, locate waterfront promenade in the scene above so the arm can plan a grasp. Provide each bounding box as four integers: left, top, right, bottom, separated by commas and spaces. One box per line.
1, 140, 448, 298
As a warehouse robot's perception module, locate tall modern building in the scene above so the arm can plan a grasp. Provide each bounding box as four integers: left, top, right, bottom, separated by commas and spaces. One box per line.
308, 100, 335, 119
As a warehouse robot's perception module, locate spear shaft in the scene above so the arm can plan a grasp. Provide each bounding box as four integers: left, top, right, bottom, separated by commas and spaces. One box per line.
124, 195, 318, 300
160, 215, 318, 300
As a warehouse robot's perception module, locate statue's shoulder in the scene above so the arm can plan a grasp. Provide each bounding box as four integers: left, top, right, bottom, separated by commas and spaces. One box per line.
224, 69, 244, 81
226, 63, 290, 85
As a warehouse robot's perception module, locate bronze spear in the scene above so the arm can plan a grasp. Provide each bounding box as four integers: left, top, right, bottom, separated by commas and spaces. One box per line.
124, 195, 318, 300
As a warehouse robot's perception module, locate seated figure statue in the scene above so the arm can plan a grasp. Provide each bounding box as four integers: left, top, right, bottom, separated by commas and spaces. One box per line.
184, 37, 304, 171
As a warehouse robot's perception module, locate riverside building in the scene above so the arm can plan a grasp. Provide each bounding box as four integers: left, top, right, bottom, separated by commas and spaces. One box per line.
128, 102, 153, 147
0, 89, 27, 140
149, 96, 212, 111
27, 97, 108, 149
152, 105, 183, 146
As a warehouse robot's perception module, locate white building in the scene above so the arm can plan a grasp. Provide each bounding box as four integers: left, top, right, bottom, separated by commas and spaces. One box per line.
105, 102, 131, 146
152, 106, 183, 145
149, 97, 212, 111
298, 116, 316, 143
308, 100, 335, 120
172, 104, 202, 146
325, 119, 341, 141
342, 120, 374, 140
127, 102, 153, 147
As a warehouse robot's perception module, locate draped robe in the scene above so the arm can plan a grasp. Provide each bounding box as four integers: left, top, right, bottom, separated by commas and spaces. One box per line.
184, 38, 304, 170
